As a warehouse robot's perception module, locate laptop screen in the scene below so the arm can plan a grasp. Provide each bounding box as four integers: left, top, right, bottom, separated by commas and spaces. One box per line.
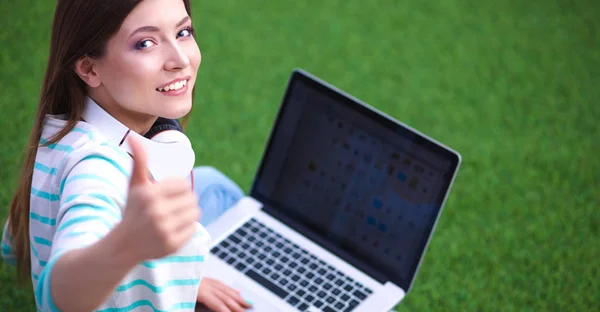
251, 70, 461, 291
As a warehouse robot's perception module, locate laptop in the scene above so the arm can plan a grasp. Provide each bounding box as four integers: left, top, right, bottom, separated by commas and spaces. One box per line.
199, 69, 462, 312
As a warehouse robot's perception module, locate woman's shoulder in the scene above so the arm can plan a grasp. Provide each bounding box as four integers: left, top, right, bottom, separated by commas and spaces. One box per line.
41, 114, 133, 179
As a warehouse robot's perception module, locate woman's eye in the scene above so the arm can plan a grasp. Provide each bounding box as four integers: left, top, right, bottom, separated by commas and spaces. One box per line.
177, 27, 194, 38
136, 39, 155, 50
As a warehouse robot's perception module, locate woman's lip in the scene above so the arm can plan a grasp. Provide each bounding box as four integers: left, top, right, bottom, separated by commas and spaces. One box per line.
156, 76, 191, 89
157, 82, 189, 96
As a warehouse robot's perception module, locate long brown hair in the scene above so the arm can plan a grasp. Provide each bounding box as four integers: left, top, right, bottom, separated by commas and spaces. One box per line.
8, 0, 193, 281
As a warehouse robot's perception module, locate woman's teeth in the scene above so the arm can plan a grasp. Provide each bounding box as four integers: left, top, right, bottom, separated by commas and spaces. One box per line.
157, 79, 187, 92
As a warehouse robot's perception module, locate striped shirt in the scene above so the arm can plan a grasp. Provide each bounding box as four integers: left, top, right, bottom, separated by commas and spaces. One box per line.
1, 114, 211, 311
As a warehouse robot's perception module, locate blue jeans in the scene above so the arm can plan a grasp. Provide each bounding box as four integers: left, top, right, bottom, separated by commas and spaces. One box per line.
192, 166, 245, 226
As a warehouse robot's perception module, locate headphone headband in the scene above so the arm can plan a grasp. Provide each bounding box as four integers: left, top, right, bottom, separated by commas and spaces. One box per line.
81, 96, 196, 181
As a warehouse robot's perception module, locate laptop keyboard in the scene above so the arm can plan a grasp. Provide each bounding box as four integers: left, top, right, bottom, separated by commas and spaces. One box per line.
210, 218, 373, 312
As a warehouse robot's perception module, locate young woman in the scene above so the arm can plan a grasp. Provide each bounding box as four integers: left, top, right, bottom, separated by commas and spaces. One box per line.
0, 0, 252, 311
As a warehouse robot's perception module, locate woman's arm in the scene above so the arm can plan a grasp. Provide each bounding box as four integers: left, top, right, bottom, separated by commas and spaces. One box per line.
1, 219, 16, 266
48, 222, 139, 312
36, 145, 134, 312
39, 138, 199, 312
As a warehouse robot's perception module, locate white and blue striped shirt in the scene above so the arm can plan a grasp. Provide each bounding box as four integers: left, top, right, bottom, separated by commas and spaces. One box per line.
1, 114, 211, 311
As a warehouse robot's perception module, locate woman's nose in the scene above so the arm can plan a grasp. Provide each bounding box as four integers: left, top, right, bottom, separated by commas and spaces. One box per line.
164, 43, 190, 71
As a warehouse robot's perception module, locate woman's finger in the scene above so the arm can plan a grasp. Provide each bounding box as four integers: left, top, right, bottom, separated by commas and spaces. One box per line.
211, 281, 252, 309
198, 287, 231, 312
214, 288, 247, 312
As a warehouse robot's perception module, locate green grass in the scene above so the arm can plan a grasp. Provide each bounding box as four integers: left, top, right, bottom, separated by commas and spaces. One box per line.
1, 0, 598, 310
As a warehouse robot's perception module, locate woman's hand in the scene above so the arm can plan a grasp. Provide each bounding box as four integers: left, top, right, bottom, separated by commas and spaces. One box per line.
117, 136, 201, 264
196, 278, 253, 312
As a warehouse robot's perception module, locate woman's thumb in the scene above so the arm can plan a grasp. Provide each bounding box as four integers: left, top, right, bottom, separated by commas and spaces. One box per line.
128, 136, 149, 187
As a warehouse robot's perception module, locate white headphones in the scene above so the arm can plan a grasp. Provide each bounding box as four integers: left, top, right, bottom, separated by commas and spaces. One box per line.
81, 96, 196, 182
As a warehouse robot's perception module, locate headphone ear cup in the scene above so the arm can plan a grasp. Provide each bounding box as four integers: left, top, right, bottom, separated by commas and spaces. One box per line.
144, 117, 184, 139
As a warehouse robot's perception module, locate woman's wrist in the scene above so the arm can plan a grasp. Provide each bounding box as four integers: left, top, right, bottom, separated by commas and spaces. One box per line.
101, 223, 142, 271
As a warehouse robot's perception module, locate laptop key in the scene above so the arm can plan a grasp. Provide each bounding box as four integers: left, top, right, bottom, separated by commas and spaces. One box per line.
298, 303, 309, 311
335, 302, 345, 310
305, 294, 315, 303
341, 294, 350, 301
286, 296, 300, 306
344, 300, 360, 312
235, 262, 247, 271
332, 288, 341, 296
229, 236, 241, 244
297, 289, 306, 297
226, 258, 235, 265
353, 290, 367, 300
317, 291, 327, 298
287, 284, 297, 292
344, 284, 353, 292
245, 269, 289, 299
314, 277, 324, 285
326, 296, 336, 304
314, 300, 324, 308
323, 306, 336, 312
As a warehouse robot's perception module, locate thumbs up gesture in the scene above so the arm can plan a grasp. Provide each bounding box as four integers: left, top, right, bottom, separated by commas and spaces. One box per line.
118, 136, 201, 262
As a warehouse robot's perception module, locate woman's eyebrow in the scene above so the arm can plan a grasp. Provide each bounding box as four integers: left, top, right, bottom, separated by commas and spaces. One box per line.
128, 16, 191, 38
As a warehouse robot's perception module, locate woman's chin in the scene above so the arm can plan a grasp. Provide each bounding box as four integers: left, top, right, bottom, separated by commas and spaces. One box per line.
159, 103, 192, 119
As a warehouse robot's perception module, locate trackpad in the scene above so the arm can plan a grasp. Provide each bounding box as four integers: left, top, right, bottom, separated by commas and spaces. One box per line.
232, 281, 280, 312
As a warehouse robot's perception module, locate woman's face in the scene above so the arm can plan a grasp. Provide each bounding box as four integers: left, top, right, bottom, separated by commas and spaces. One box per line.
87, 0, 200, 133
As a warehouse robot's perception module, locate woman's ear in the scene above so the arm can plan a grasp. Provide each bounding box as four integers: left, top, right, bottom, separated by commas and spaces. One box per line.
74, 56, 102, 88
